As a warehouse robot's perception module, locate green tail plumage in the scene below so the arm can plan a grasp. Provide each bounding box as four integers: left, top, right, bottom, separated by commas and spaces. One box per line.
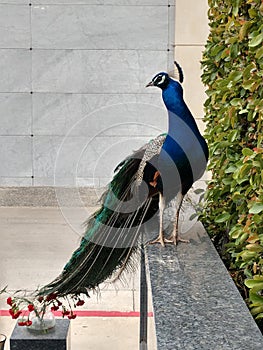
39, 145, 159, 297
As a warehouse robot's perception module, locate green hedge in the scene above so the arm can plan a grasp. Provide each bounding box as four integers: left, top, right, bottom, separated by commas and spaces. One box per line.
201, 0, 263, 327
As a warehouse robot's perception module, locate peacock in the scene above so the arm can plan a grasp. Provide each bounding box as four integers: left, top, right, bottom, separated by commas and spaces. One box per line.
39, 62, 209, 298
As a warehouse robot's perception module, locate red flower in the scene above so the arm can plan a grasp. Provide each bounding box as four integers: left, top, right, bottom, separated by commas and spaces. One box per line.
18, 321, 27, 326
46, 293, 58, 302
28, 304, 34, 312
76, 299, 85, 307
7, 297, 13, 306
68, 313, 77, 320
51, 305, 59, 312
25, 320, 32, 326
9, 309, 22, 319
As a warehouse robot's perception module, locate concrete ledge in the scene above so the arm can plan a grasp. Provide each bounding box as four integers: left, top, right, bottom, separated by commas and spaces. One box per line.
146, 222, 263, 350
10, 319, 70, 350
0, 187, 104, 207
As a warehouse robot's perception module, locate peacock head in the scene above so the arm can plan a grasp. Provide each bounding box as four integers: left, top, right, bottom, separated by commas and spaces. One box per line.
146, 61, 184, 90
146, 72, 170, 90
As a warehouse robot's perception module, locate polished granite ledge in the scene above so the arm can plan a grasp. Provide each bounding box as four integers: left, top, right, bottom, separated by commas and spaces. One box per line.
146, 222, 263, 350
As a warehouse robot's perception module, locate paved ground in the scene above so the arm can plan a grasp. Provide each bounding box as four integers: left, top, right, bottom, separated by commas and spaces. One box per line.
0, 207, 157, 350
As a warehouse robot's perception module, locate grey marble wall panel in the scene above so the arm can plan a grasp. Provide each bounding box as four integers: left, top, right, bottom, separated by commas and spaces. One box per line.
0, 49, 31, 92
32, 1, 168, 5
33, 93, 166, 136
0, 93, 31, 135
0, 1, 28, 3
33, 135, 148, 185
0, 136, 32, 176
32, 5, 168, 50
0, 1, 176, 186
0, 177, 32, 186
32, 50, 168, 93
0, 4, 30, 48
75, 135, 148, 178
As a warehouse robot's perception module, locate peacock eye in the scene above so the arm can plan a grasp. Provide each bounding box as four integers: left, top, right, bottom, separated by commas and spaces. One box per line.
154, 74, 166, 85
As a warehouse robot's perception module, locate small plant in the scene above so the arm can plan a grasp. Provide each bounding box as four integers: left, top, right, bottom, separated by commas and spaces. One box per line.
3, 288, 86, 329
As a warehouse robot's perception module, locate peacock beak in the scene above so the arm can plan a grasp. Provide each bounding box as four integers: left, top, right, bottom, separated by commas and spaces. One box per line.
146, 81, 154, 87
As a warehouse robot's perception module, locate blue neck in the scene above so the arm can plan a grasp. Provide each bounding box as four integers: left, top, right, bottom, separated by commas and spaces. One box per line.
162, 80, 202, 140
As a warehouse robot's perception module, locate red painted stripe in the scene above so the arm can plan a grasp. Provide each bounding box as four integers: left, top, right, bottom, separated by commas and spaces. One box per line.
0, 309, 153, 318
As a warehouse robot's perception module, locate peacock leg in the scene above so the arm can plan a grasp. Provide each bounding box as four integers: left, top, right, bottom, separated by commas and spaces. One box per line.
168, 193, 189, 245
149, 193, 172, 246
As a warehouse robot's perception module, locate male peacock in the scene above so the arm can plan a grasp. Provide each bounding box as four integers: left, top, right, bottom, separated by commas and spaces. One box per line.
39, 62, 208, 298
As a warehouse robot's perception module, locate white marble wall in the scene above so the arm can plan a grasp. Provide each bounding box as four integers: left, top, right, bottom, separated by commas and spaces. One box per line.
0, 0, 208, 187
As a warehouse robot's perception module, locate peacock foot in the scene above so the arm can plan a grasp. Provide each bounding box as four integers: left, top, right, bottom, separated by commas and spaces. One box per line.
167, 234, 190, 246
149, 234, 173, 247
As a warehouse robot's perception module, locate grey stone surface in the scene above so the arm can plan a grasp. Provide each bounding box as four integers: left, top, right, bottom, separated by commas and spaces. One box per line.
32, 50, 168, 94
0, 49, 31, 92
0, 137, 32, 177
146, 222, 263, 350
0, 4, 30, 48
0, 1, 176, 186
32, 5, 168, 50
10, 319, 70, 350
0, 94, 31, 135
0, 186, 104, 207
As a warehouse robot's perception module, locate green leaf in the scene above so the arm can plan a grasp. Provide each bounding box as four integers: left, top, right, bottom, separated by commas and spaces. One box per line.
246, 244, 263, 253
255, 46, 263, 59
242, 148, 254, 156
237, 248, 257, 259
249, 32, 263, 47
228, 129, 239, 142
229, 226, 243, 239
250, 292, 263, 306
245, 277, 263, 289
251, 306, 263, 316
215, 212, 231, 223
225, 165, 237, 173
249, 202, 263, 214
239, 21, 251, 40
230, 98, 242, 106
248, 8, 258, 18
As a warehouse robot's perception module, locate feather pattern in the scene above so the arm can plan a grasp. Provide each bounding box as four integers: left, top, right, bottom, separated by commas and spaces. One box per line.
39, 136, 161, 297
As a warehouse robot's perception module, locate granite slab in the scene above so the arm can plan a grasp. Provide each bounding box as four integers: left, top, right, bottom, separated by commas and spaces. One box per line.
10, 319, 70, 350
146, 222, 263, 350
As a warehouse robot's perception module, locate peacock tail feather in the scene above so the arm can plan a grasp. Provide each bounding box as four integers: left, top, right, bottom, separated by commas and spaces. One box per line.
39, 137, 163, 297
